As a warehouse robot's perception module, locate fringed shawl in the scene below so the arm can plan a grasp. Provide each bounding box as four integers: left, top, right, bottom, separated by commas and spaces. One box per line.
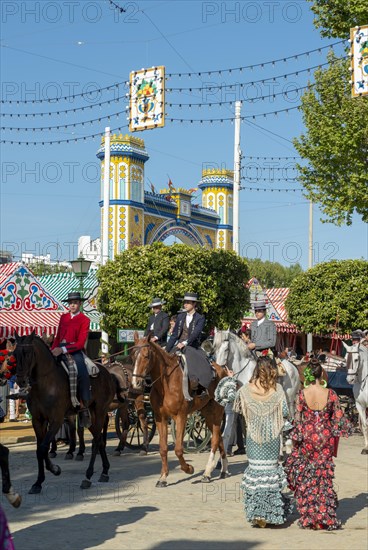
233, 383, 285, 444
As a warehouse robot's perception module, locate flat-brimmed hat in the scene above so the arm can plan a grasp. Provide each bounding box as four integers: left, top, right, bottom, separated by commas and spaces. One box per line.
62, 291, 87, 303
351, 330, 364, 340
180, 292, 200, 302
148, 297, 166, 308
253, 300, 267, 311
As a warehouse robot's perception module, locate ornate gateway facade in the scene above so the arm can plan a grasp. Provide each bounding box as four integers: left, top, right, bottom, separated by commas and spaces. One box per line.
97, 134, 234, 258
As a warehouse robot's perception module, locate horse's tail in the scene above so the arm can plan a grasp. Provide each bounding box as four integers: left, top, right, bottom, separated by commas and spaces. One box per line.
110, 374, 127, 403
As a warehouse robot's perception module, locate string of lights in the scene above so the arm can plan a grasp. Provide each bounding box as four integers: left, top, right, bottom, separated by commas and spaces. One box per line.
241, 177, 299, 182
0, 124, 128, 145
240, 186, 302, 192
166, 104, 301, 123
166, 83, 315, 108
243, 156, 301, 160
0, 96, 127, 118
0, 83, 123, 105
166, 41, 344, 77
107, 0, 126, 13
1, 110, 126, 132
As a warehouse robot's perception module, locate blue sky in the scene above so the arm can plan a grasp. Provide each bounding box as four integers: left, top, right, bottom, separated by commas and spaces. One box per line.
1, 0, 367, 268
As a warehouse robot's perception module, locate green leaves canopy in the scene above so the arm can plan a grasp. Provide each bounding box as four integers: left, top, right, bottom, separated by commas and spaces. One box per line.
246, 259, 303, 288
97, 243, 249, 334
294, 53, 368, 225
286, 259, 368, 334
308, 0, 368, 39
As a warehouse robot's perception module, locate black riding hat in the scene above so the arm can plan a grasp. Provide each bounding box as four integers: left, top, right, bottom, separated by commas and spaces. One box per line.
62, 291, 87, 303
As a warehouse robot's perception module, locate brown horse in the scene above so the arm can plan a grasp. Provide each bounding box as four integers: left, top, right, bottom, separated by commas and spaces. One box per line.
13, 332, 124, 494
131, 334, 226, 486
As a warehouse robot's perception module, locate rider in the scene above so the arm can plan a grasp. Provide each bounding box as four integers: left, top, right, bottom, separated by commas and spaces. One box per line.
144, 297, 170, 347
166, 292, 211, 396
248, 300, 277, 361
51, 291, 91, 428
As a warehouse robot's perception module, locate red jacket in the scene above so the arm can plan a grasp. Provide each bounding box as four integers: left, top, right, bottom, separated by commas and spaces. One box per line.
52, 312, 90, 354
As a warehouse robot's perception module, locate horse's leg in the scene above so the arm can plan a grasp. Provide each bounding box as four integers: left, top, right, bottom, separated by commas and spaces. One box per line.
76, 421, 85, 461
113, 406, 129, 456
30, 418, 62, 494
98, 415, 110, 482
201, 401, 227, 482
173, 412, 194, 476
0, 444, 21, 508
81, 413, 109, 488
136, 395, 149, 456
155, 417, 169, 488
65, 416, 76, 460
49, 437, 57, 459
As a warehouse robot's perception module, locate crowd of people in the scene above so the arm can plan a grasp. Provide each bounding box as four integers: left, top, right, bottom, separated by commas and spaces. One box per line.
0, 291, 363, 540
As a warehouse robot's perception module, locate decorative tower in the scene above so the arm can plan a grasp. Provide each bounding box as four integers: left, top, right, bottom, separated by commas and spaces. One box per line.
97, 134, 149, 257
198, 168, 233, 250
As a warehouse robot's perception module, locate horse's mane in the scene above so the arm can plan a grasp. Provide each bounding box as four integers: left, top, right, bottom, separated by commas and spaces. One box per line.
214, 330, 251, 358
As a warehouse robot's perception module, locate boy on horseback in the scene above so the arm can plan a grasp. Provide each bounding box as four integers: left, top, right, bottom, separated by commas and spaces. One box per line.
248, 301, 277, 362
145, 297, 170, 346
51, 292, 91, 428
166, 292, 211, 397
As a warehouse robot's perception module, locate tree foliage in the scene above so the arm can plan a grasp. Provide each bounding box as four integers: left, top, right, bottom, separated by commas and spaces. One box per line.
308, 0, 368, 39
294, 53, 368, 225
286, 259, 368, 334
246, 258, 303, 288
27, 262, 71, 276
97, 243, 250, 334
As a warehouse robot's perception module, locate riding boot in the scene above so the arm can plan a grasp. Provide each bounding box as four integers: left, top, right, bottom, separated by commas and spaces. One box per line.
78, 407, 91, 429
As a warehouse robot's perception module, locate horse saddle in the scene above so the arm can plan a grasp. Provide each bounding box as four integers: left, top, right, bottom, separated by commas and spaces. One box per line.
105, 362, 129, 402
83, 353, 99, 378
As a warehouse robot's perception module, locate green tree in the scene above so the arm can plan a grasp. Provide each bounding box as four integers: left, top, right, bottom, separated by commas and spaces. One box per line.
27, 262, 71, 276
295, 53, 368, 225
246, 258, 303, 288
97, 243, 249, 333
308, 0, 368, 39
286, 259, 368, 334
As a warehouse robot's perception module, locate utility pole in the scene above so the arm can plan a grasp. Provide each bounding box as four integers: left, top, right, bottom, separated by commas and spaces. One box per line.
233, 101, 242, 255
307, 200, 313, 353
101, 127, 111, 356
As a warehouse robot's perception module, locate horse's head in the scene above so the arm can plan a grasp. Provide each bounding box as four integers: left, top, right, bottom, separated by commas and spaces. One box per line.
343, 341, 362, 385
213, 329, 230, 367
13, 331, 37, 391
131, 333, 152, 392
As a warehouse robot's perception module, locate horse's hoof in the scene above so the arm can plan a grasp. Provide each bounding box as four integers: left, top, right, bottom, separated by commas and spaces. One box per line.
28, 485, 42, 495
201, 475, 211, 483
112, 450, 121, 457
51, 465, 61, 476
80, 479, 92, 489
187, 465, 194, 475
155, 480, 167, 488
220, 471, 231, 479
139, 450, 147, 456
64, 453, 73, 460
98, 474, 109, 483
361, 449, 368, 455
11, 495, 22, 508
75, 454, 84, 461
49, 452, 57, 459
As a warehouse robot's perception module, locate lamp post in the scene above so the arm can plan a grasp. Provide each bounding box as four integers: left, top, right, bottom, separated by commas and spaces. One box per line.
70, 256, 92, 311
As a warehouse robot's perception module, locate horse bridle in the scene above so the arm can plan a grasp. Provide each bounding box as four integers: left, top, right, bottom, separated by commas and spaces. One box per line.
346, 346, 366, 385
131, 342, 180, 388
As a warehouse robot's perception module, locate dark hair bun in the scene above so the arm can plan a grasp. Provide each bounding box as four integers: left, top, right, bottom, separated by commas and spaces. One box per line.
308, 359, 323, 380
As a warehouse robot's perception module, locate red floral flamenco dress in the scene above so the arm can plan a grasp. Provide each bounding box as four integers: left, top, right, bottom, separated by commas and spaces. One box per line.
285, 389, 352, 530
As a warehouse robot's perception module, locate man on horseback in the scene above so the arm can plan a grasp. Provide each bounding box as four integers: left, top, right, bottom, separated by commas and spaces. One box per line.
145, 297, 170, 346
166, 292, 212, 397
51, 292, 91, 428
248, 300, 277, 362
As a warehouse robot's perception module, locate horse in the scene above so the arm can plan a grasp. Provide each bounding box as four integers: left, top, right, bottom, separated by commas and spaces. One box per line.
213, 330, 300, 416
131, 334, 227, 485
13, 332, 125, 494
343, 341, 368, 454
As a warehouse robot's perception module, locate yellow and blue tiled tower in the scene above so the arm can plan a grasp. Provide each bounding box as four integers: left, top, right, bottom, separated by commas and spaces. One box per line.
97, 134, 149, 258
198, 169, 234, 249
97, 134, 234, 254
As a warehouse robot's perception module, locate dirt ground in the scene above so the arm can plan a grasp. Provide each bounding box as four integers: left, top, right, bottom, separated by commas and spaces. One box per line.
3, 432, 367, 550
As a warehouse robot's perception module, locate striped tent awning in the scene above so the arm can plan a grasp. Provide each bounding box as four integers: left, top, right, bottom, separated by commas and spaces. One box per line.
0, 310, 63, 338
242, 318, 299, 334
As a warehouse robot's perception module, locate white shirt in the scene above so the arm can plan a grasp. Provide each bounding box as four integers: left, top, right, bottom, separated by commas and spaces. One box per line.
186, 313, 194, 328
257, 317, 265, 327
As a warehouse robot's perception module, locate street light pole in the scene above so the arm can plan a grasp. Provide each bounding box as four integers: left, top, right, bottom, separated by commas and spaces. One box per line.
233, 101, 242, 255
70, 256, 92, 312
101, 126, 111, 356
307, 200, 313, 353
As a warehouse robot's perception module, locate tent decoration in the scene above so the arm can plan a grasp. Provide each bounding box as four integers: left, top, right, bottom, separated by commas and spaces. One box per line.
0, 263, 67, 338
39, 269, 101, 331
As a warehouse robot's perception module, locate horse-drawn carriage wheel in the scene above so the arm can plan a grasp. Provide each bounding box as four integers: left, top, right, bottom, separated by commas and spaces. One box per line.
171, 411, 212, 453
115, 400, 156, 452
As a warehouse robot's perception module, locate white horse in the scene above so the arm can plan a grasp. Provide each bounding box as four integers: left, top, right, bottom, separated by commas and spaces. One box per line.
213, 330, 300, 457
343, 342, 368, 454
